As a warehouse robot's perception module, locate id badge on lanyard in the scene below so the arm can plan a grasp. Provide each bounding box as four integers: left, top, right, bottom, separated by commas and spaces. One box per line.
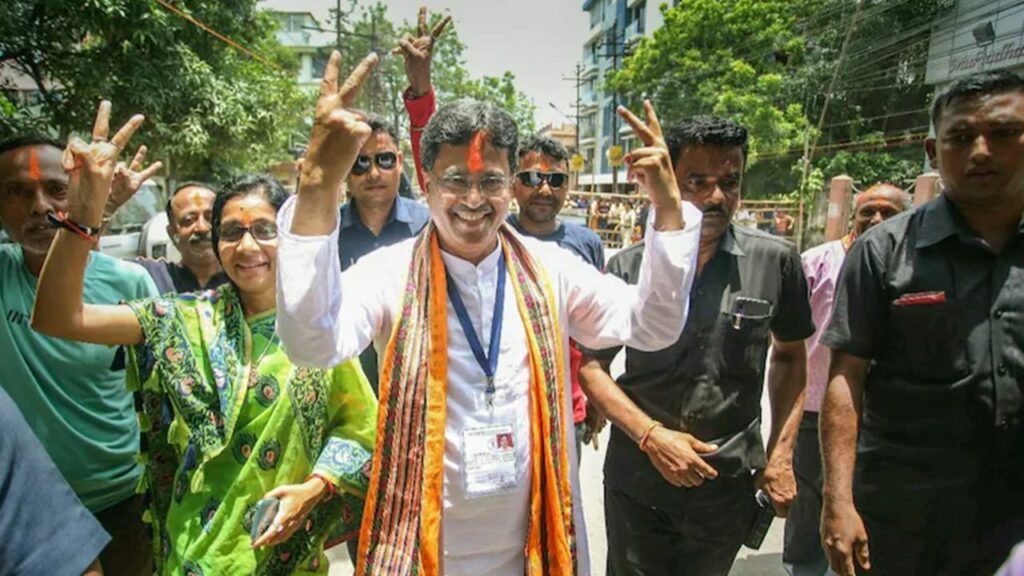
462, 423, 518, 498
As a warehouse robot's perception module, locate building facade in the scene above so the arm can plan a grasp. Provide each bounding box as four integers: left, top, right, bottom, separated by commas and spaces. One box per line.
578, 0, 667, 191
926, 1, 1024, 95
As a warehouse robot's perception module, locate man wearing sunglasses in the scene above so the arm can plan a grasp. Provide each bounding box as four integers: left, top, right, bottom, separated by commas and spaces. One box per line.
338, 117, 429, 395
509, 135, 606, 458
580, 116, 814, 576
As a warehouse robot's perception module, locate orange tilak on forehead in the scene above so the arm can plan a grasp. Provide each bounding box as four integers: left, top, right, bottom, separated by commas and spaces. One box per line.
191, 190, 203, 206
27, 148, 41, 181
240, 207, 252, 227
466, 131, 489, 173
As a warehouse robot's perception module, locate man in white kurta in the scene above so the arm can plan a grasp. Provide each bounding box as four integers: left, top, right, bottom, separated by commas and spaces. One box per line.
275, 52, 700, 576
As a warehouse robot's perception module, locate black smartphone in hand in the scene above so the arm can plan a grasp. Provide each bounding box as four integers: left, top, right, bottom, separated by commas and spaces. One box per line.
250, 497, 280, 543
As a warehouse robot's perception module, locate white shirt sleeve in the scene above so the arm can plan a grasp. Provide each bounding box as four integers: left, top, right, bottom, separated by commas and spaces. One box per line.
274, 195, 392, 368
563, 201, 702, 352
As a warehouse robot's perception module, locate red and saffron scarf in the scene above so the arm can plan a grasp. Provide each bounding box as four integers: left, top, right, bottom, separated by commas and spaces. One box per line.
356, 224, 577, 576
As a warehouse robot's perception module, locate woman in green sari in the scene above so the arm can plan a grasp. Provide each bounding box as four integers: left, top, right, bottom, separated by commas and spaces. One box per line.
33, 103, 376, 576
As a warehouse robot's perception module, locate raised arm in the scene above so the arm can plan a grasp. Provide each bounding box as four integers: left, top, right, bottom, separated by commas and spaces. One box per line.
277, 52, 394, 368
31, 101, 147, 347
396, 6, 451, 192
290, 51, 380, 237
565, 101, 701, 352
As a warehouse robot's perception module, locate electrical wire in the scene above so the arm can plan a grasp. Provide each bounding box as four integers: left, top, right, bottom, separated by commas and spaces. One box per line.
151, 0, 289, 75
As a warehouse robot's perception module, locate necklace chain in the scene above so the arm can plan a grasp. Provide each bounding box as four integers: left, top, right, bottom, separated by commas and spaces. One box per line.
250, 325, 280, 374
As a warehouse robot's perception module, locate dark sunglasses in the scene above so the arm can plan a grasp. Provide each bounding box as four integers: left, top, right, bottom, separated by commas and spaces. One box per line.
218, 220, 278, 243
351, 152, 398, 176
516, 170, 568, 189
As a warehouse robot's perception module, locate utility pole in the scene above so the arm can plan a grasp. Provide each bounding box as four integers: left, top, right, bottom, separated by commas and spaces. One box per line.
597, 24, 630, 195
798, 0, 864, 248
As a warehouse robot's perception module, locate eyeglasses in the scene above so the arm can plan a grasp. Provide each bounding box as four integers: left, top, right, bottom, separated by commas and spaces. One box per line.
351, 152, 398, 176
435, 174, 509, 196
516, 170, 568, 190
218, 221, 278, 243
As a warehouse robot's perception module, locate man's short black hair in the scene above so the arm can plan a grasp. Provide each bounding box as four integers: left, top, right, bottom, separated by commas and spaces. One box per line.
0, 134, 64, 158
421, 99, 519, 174
931, 70, 1024, 129
665, 116, 749, 166
367, 115, 399, 146
165, 180, 218, 223
518, 134, 570, 165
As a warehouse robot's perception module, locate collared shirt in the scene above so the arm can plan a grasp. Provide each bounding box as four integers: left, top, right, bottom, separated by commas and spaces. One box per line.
275, 195, 703, 576
601, 224, 814, 498
133, 258, 229, 295
800, 239, 848, 413
337, 196, 430, 272
506, 215, 606, 424
823, 194, 1024, 485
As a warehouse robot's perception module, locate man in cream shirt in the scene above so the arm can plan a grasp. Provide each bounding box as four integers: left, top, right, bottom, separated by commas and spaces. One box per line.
275, 52, 701, 575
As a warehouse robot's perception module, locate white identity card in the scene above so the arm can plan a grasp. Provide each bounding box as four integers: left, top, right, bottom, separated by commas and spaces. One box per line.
463, 424, 517, 498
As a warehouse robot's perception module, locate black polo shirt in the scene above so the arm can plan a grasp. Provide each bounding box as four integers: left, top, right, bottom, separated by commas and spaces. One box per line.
822, 194, 1024, 494
602, 224, 814, 499
133, 258, 229, 296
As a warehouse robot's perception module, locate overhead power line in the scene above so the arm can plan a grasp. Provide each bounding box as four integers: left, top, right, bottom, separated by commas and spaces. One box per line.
152, 0, 289, 75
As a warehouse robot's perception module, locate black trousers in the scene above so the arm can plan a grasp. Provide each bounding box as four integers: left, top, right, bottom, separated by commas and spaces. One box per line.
854, 457, 1024, 575
783, 412, 830, 575
605, 474, 757, 576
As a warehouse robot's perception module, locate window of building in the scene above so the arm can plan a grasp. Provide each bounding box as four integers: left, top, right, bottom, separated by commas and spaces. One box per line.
311, 51, 329, 80
589, 1, 604, 28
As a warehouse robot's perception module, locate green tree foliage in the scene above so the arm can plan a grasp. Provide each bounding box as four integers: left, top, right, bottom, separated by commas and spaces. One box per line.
0, 0, 310, 180
332, 3, 536, 137
611, 0, 953, 199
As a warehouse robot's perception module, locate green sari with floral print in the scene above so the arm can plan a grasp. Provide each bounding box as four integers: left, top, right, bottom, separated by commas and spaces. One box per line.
126, 284, 376, 576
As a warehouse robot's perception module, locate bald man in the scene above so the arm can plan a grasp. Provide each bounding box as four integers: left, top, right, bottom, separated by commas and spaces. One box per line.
784, 183, 909, 576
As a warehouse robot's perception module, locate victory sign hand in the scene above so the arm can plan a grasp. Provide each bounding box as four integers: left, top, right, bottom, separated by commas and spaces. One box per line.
107, 145, 164, 216
395, 7, 452, 97
300, 51, 380, 195
62, 101, 145, 227
618, 101, 684, 217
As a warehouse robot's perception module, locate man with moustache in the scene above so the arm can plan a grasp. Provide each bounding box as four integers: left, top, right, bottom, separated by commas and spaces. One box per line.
508, 134, 606, 454
0, 133, 158, 575
96, 147, 227, 295
820, 70, 1024, 576
132, 181, 228, 294
784, 183, 909, 576
580, 115, 814, 576
275, 50, 702, 575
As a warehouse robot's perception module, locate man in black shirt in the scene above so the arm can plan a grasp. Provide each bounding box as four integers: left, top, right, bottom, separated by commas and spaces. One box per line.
820, 71, 1024, 576
131, 181, 228, 294
581, 116, 814, 575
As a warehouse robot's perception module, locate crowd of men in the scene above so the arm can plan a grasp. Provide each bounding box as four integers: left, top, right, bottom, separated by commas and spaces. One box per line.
1, 7, 1023, 576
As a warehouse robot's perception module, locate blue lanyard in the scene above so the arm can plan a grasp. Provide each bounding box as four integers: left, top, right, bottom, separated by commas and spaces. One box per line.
446, 252, 506, 408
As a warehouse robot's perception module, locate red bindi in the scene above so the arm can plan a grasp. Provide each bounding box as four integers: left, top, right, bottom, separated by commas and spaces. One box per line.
466, 132, 488, 173
27, 148, 41, 181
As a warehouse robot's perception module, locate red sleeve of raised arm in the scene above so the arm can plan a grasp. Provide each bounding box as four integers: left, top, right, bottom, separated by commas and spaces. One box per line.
404, 87, 436, 194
